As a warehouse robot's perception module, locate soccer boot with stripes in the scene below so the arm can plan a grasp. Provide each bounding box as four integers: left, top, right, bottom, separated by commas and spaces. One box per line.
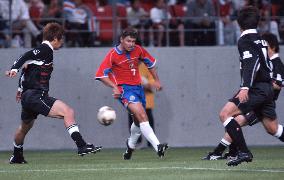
202, 152, 223, 160
223, 151, 238, 161
157, 143, 169, 158
78, 143, 102, 156
227, 151, 253, 166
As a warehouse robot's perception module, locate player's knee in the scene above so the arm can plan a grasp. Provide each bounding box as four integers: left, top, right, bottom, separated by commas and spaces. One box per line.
266, 127, 277, 136
65, 107, 75, 118
19, 123, 33, 134
219, 110, 228, 122
135, 113, 148, 122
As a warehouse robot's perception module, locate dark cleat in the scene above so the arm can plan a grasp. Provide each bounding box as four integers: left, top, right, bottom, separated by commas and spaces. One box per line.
9, 155, 27, 164
223, 152, 238, 161
78, 143, 102, 156
123, 139, 134, 160
157, 143, 168, 158
202, 152, 223, 160
227, 151, 253, 166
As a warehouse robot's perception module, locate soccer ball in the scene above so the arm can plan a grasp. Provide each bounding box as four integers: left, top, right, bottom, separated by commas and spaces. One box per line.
97, 106, 116, 126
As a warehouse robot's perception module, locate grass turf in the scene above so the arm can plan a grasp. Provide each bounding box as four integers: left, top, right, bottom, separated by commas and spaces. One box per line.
0, 146, 283, 180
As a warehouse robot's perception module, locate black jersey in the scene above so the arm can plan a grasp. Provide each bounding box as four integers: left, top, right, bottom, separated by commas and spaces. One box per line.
270, 54, 284, 100
12, 41, 54, 92
238, 29, 272, 89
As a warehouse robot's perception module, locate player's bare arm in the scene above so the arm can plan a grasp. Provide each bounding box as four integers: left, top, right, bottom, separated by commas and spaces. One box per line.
99, 77, 121, 99
148, 68, 162, 91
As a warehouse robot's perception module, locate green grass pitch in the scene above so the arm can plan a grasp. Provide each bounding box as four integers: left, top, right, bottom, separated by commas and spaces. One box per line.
0, 146, 283, 180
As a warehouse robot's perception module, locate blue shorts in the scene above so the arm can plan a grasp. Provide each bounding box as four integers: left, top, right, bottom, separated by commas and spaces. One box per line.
118, 84, 146, 109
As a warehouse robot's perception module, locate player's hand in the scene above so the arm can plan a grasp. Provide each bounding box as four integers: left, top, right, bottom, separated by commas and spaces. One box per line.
112, 87, 121, 99
16, 91, 22, 103
236, 89, 249, 103
272, 81, 281, 90
153, 81, 162, 91
5, 70, 17, 78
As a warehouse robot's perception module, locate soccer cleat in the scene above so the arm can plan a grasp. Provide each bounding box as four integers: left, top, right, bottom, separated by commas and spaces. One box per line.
123, 139, 134, 160
157, 143, 168, 158
223, 152, 237, 161
9, 155, 27, 164
78, 143, 102, 156
202, 152, 223, 160
227, 151, 253, 166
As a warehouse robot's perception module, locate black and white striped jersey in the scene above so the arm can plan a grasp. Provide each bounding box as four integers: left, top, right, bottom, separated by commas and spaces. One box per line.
238, 29, 272, 89
270, 53, 284, 100
12, 41, 54, 92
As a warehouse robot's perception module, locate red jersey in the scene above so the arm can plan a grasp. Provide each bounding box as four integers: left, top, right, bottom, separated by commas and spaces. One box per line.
95, 45, 156, 85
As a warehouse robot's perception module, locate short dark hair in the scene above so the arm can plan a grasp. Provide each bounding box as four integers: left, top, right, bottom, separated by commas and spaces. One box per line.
43, 22, 64, 41
262, 33, 279, 53
121, 27, 138, 39
237, 6, 260, 30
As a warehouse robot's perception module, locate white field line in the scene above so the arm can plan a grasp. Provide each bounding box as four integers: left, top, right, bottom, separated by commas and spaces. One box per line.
0, 167, 284, 173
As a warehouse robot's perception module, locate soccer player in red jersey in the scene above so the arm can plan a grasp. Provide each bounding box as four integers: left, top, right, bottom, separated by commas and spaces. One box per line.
95, 28, 168, 159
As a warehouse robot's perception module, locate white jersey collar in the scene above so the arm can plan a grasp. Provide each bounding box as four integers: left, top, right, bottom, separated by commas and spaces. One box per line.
270, 53, 279, 60
240, 29, 257, 38
42, 41, 54, 51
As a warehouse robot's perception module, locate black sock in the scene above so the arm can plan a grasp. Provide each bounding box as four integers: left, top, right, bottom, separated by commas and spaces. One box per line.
228, 142, 238, 155
13, 143, 24, 157
71, 132, 87, 148
225, 119, 249, 153
213, 143, 227, 155
279, 127, 284, 142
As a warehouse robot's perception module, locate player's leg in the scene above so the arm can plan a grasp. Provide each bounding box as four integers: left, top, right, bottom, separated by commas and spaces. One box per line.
128, 113, 142, 145
223, 114, 251, 159
128, 103, 159, 150
203, 114, 248, 160
219, 102, 250, 153
48, 99, 102, 156
128, 103, 168, 157
146, 108, 154, 147
10, 119, 35, 164
123, 118, 141, 160
262, 117, 284, 142
260, 101, 284, 142
219, 102, 252, 166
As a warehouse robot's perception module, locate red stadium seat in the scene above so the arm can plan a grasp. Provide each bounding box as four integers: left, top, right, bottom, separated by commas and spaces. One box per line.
95, 5, 114, 42
117, 4, 127, 29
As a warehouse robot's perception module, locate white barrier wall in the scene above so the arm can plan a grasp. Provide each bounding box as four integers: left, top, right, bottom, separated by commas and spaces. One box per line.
0, 47, 284, 150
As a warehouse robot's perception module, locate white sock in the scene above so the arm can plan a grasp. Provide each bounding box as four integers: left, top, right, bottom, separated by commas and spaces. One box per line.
67, 124, 80, 136
274, 124, 283, 138
13, 142, 23, 148
140, 121, 160, 151
128, 123, 142, 149
220, 138, 231, 146
223, 117, 233, 127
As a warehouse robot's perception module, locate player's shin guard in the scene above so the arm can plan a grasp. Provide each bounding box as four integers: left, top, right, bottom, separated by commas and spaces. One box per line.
140, 121, 160, 151
223, 117, 249, 153
128, 123, 142, 149
67, 124, 86, 148
273, 124, 284, 142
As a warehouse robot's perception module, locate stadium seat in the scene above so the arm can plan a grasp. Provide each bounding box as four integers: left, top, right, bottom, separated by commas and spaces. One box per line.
94, 5, 114, 43
117, 4, 127, 29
